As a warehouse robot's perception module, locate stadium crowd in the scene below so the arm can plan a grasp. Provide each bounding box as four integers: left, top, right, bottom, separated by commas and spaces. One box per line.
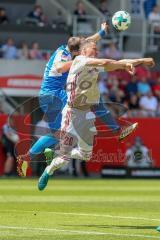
0, 0, 159, 59
98, 62, 160, 117
0, 1, 159, 27
0, 38, 50, 60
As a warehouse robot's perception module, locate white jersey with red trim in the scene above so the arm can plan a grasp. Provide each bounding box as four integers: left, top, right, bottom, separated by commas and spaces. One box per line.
66, 55, 104, 109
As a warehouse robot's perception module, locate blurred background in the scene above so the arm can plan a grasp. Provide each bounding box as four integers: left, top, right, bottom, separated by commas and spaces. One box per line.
0, 0, 160, 179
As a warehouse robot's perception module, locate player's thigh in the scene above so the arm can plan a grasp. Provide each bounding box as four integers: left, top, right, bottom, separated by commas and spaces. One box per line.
39, 94, 64, 127
39, 94, 64, 113
60, 107, 77, 155
73, 109, 96, 149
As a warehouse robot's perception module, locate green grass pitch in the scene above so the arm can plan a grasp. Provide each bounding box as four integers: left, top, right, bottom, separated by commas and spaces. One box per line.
0, 179, 160, 240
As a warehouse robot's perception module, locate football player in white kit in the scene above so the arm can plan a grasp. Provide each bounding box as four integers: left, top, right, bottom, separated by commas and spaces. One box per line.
38, 40, 155, 190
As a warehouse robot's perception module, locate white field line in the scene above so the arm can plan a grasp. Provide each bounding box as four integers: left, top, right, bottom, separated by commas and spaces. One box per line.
0, 225, 159, 239
1, 209, 160, 222
0, 196, 159, 203
0, 186, 160, 191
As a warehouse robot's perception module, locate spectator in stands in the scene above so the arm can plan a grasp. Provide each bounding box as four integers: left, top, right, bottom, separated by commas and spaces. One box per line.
126, 136, 152, 168
125, 76, 138, 97
109, 76, 125, 103
144, 0, 157, 18
1, 118, 19, 176
29, 42, 43, 60
74, 1, 87, 22
129, 94, 139, 110
104, 42, 121, 60
18, 41, 29, 59
26, 4, 47, 27
153, 76, 160, 99
0, 7, 9, 24
148, 5, 160, 46
99, 0, 110, 19
148, 5, 160, 32
139, 90, 158, 116
135, 65, 149, 80
138, 77, 151, 95
156, 99, 160, 116
1, 37, 17, 59
41, 50, 50, 61
128, 94, 139, 117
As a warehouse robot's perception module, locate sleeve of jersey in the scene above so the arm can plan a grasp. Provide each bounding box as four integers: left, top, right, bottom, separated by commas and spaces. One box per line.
54, 50, 71, 63
85, 57, 105, 72
72, 57, 105, 74
61, 52, 71, 62
49, 50, 71, 77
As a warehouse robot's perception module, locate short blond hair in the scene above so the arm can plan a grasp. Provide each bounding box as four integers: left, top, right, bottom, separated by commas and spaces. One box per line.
79, 39, 96, 52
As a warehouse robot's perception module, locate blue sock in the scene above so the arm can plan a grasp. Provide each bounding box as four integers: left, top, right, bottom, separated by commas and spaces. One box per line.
29, 135, 58, 158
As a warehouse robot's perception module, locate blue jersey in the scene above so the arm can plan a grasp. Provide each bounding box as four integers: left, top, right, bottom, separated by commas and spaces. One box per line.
40, 45, 71, 94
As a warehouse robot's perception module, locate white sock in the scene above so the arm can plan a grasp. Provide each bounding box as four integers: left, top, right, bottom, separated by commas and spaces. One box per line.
46, 157, 69, 175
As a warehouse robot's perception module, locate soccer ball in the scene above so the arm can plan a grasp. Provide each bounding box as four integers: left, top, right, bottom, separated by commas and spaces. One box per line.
112, 11, 131, 31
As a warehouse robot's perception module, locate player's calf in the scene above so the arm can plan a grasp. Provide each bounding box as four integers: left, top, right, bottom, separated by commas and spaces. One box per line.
38, 156, 69, 191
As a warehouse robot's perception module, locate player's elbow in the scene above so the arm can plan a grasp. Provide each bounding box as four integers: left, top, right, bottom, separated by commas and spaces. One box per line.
56, 62, 71, 73
54, 63, 65, 73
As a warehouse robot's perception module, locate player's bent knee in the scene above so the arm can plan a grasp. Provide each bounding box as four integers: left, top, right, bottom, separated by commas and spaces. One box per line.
81, 150, 92, 161
71, 148, 92, 161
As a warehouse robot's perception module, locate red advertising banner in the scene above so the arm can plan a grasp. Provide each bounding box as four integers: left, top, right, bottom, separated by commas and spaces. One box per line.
0, 75, 41, 89
0, 116, 160, 176
87, 118, 160, 173
0, 75, 42, 96
0, 60, 44, 96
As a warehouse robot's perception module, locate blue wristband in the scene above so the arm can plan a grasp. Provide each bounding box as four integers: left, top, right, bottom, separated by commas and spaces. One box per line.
98, 29, 106, 38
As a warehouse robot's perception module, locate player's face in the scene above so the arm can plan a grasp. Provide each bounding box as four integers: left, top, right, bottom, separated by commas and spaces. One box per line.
85, 43, 98, 58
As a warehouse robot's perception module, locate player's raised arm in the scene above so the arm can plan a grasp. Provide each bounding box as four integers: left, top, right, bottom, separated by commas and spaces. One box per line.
86, 58, 134, 74
118, 58, 155, 67
85, 22, 109, 42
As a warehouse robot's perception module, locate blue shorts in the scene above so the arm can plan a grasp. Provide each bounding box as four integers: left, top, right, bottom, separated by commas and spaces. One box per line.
39, 90, 67, 131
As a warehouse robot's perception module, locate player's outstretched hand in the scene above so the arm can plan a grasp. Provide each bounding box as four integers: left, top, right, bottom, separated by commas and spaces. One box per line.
101, 22, 109, 33
143, 58, 155, 67
125, 63, 135, 75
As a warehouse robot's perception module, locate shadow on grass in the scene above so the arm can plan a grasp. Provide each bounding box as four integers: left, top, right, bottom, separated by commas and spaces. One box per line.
61, 224, 156, 230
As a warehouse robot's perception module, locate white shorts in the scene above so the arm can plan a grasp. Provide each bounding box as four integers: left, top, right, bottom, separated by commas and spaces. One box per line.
60, 105, 97, 159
